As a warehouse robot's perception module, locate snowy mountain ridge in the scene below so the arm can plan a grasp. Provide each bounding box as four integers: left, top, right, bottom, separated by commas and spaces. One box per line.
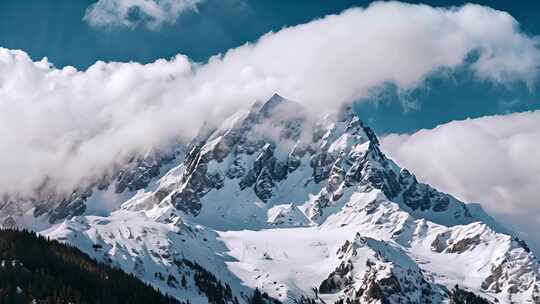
1, 94, 539, 304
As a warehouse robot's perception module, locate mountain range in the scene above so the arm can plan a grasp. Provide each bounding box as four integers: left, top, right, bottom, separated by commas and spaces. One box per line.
0, 94, 538, 304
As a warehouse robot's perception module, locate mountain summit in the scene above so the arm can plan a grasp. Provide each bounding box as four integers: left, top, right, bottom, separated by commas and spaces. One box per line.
1, 95, 538, 304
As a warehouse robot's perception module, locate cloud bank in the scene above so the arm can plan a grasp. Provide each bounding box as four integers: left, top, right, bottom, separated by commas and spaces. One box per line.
381, 110, 540, 253
1, 2, 539, 198
84, 0, 201, 29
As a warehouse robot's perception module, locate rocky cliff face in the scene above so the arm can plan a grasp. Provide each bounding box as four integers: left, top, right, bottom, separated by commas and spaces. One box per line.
0, 94, 538, 304
0, 148, 181, 227
319, 234, 437, 304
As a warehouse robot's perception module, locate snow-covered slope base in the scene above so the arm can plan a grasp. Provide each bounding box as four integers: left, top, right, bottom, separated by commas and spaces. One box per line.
1, 94, 539, 304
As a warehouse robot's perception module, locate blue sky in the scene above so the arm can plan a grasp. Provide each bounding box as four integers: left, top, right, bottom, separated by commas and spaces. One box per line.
1, 0, 539, 135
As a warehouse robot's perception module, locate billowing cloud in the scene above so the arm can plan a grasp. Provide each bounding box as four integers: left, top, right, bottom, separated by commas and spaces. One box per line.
1, 2, 540, 199
84, 0, 201, 29
381, 110, 540, 253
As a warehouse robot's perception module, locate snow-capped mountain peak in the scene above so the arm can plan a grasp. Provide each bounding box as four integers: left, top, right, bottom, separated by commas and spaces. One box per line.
1, 94, 538, 304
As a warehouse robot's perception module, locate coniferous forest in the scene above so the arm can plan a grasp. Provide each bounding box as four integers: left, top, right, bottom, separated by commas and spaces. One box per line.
0, 229, 181, 304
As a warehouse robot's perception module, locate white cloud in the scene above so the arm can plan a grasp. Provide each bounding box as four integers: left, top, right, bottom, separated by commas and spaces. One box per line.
84, 0, 202, 29
381, 110, 540, 253
1, 2, 539, 199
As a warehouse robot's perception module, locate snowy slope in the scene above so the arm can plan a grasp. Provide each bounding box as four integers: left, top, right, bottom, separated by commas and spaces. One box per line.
1, 94, 538, 304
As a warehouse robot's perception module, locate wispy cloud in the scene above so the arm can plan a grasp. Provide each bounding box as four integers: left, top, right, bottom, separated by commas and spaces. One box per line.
83, 0, 202, 29
1, 2, 539, 198
382, 110, 540, 253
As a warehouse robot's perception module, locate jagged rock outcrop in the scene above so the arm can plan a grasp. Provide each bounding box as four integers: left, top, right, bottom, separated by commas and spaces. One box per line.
320, 234, 438, 304
0, 149, 180, 226
162, 94, 306, 215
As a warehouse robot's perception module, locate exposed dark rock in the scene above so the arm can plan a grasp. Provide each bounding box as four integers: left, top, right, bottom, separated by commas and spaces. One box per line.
310, 152, 335, 184
226, 156, 247, 179
319, 260, 354, 294
481, 263, 504, 293
171, 189, 201, 216
379, 274, 402, 294
115, 152, 175, 193
513, 237, 531, 253
286, 146, 305, 173
431, 232, 451, 253
447, 235, 482, 254
239, 169, 258, 190
432, 195, 450, 212
49, 197, 87, 224
358, 279, 389, 304
254, 167, 275, 202
311, 190, 331, 217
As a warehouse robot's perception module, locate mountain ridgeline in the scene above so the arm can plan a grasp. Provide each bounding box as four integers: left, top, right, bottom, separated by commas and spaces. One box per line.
0, 94, 539, 304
